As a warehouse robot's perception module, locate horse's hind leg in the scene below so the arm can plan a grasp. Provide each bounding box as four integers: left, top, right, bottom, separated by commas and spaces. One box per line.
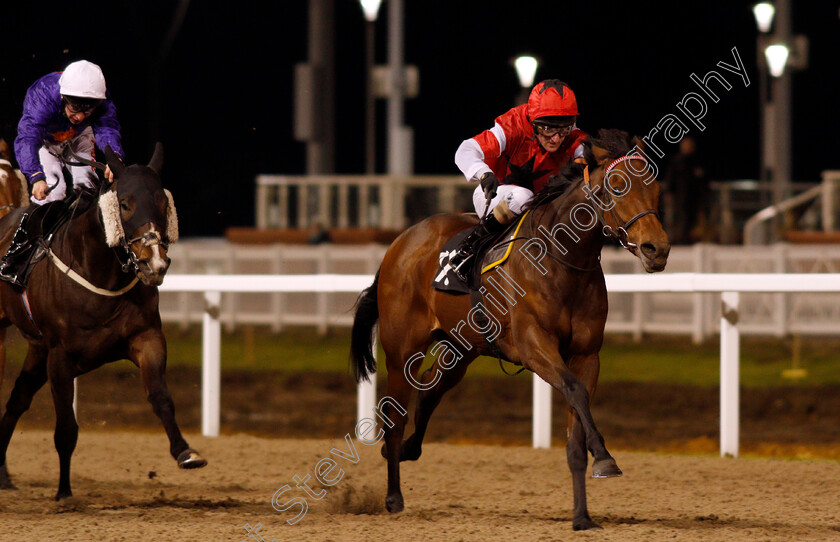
128, 329, 206, 469
379, 328, 434, 513
47, 347, 78, 500
401, 348, 475, 461
0, 343, 48, 490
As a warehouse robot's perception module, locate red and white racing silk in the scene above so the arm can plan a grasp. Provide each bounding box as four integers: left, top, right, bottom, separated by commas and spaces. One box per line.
455, 103, 587, 194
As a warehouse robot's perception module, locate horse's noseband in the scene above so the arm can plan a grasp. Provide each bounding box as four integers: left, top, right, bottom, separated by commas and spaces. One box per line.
587, 155, 659, 250
119, 230, 168, 274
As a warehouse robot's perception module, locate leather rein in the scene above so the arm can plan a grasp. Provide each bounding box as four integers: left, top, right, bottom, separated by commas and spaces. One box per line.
483, 155, 660, 274
43, 144, 164, 293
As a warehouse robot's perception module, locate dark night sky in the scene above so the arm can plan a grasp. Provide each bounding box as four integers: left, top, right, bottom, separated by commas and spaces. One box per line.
1, 1, 838, 237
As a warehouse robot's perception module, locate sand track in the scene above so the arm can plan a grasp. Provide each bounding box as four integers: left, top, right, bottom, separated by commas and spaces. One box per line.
1, 430, 839, 541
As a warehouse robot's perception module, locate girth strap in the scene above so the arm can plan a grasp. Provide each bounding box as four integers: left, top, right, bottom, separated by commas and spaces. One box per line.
468, 287, 507, 361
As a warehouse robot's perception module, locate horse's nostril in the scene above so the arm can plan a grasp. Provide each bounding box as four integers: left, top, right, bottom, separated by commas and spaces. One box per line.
641, 243, 657, 256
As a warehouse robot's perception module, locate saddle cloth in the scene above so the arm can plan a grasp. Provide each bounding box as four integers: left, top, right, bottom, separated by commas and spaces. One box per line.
432, 212, 530, 294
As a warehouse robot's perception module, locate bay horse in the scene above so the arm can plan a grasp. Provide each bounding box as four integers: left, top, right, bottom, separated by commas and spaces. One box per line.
351, 129, 670, 530
0, 139, 29, 387
0, 144, 206, 501
0, 138, 25, 220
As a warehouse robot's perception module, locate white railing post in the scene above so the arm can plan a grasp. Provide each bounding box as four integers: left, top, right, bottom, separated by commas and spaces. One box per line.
532, 373, 552, 449
356, 333, 377, 426
720, 291, 740, 457
202, 290, 222, 437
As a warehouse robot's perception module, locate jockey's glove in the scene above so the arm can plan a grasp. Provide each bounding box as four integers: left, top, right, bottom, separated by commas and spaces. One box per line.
480, 172, 499, 201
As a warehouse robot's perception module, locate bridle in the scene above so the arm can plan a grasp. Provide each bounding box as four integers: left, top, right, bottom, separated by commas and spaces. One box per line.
584, 155, 659, 250
48, 143, 169, 276
118, 230, 168, 274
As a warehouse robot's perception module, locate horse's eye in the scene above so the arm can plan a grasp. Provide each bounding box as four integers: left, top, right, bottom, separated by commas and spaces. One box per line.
120, 203, 130, 212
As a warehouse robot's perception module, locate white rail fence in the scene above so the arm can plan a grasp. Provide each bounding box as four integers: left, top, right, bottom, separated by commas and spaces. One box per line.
161, 242, 840, 340
159, 273, 840, 458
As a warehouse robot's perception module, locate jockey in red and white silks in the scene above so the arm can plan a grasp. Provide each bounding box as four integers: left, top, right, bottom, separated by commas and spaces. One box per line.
455, 79, 587, 218
447, 79, 588, 282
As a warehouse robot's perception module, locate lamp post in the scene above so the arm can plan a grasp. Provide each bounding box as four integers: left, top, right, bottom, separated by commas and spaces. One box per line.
359, 0, 382, 175
513, 55, 538, 105
753, 1, 808, 217
753, 2, 775, 208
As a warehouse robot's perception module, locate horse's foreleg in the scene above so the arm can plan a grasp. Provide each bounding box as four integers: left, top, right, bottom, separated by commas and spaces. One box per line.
565, 352, 618, 530
0, 343, 48, 490
567, 411, 599, 530
403, 351, 474, 461
565, 352, 621, 477
129, 330, 206, 469
47, 347, 77, 500
528, 350, 615, 469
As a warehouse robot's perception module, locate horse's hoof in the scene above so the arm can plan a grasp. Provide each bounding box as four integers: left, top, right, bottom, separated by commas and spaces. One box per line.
572, 516, 602, 530
54, 488, 73, 501
400, 438, 422, 462
385, 493, 404, 513
0, 464, 17, 490
592, 457, 622, 478
176, 449, 208, 469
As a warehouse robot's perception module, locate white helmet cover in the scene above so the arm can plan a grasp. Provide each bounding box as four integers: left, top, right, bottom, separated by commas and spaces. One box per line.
59, 60, 107, 100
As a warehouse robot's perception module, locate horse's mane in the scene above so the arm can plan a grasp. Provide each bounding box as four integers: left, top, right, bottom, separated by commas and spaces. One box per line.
523, 128, 635, 212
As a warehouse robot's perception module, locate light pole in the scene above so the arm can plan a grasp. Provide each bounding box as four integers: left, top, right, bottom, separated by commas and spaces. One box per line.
753, 1, 808, 214
753, 2, 775, 207
359, 0, 382, 175
513, 55, 538, 105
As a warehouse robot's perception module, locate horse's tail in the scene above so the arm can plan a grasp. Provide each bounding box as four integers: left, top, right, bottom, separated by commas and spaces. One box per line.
350, 269, 380, 383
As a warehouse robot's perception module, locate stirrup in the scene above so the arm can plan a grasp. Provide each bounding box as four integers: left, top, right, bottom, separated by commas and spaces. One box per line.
451, 254, 473, 282
0, 265, 21, 287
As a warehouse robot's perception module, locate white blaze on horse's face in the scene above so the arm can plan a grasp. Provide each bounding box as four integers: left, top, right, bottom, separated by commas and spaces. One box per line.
129, 224, 171, 286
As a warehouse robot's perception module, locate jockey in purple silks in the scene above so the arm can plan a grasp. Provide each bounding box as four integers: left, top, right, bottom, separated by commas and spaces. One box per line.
15, 59, 123, 202
0, 60, 124, 286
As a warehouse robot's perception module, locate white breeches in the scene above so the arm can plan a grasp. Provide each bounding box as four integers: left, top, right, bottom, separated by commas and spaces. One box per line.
34, 126, 98, 205
471, 183, 534, 216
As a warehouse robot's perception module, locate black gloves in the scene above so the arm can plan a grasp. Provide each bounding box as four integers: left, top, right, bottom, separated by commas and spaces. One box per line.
479, 172, 499, 201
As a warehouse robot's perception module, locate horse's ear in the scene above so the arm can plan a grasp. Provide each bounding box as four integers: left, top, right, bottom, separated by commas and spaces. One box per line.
104, 146, 126, 178
148, 142, 164, 174
591, 143, 611, 165
632, 136, 645, 152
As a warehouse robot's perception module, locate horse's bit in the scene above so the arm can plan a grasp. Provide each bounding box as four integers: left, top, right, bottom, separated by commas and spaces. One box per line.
584, 155, 659, 250
119, 230, 168, 274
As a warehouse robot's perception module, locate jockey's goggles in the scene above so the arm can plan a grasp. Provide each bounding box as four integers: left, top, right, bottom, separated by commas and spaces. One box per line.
533, 122, 574, 138
63, 97, 102, 114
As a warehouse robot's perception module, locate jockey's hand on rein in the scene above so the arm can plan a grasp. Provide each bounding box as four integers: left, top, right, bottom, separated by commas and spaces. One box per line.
480, 172, 499, 201
32, 180, 48, 200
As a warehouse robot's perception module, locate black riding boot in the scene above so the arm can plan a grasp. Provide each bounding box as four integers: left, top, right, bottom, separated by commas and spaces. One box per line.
449, 213, 505, 282
0, 213, 34, 287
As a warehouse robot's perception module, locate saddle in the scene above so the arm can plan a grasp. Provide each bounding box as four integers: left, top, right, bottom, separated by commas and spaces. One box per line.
0, 189, 96, 289
432, 213, 528, 294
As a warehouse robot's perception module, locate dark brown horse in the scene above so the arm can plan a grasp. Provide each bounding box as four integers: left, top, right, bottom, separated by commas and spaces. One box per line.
0, 144, 206, 500
351, 129, 670, 530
